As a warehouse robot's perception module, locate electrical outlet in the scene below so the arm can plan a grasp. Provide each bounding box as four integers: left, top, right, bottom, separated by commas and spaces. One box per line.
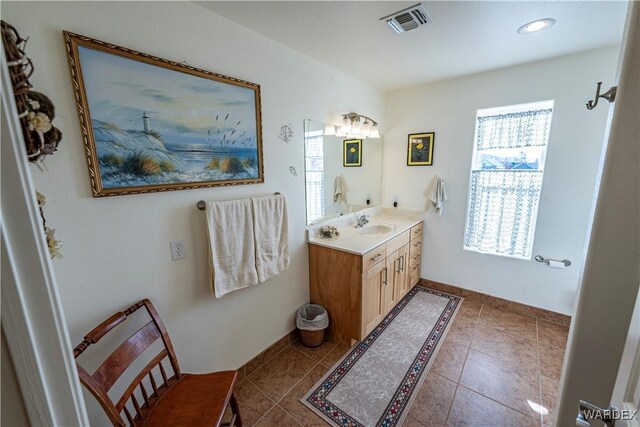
170, 240, 186, 261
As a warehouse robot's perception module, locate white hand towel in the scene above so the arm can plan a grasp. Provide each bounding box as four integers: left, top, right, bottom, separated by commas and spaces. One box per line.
430, 176, 448, 215
251, 194, 290, 283
206, 199, 259, 298
333, 175, 345, 203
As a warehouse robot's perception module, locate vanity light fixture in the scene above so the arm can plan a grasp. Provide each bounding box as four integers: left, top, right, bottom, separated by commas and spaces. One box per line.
517, 18, 556, 34
327, 112, 380, 139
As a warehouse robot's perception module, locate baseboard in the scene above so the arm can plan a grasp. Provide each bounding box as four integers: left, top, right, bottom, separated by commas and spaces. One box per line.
237, 329, 298, 380
421, 279, 571, 326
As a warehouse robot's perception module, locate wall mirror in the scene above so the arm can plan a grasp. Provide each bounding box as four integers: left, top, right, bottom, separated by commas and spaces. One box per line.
304, 119, 384, 225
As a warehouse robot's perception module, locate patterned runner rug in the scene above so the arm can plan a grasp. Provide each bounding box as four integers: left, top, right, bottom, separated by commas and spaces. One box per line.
302, 286, 462, 427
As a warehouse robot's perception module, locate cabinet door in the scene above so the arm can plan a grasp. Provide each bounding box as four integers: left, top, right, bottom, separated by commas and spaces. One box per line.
384, 253, 398, 314
362, 260, 386, 336
396, 243, 410, 300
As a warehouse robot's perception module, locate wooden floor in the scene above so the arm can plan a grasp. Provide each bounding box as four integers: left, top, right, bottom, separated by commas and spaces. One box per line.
227, 298, 569, 426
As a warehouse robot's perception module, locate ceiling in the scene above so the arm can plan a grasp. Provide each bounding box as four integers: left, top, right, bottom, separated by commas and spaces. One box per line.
197, 1, 627, 91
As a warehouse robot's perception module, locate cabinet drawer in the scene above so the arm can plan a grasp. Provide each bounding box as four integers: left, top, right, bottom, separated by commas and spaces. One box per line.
362, 244, 387, 272
409, 251, 421, 268
387, 230, 410, 254
409, 260, 421, 287
410, 223, 423, 240
409, 237, 423, 259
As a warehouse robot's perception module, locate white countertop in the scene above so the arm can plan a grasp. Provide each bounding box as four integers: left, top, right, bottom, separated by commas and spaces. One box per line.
307, 207, 424, 255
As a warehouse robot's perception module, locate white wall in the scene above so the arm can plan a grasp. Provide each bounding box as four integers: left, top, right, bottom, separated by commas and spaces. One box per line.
2, 2, 384, 424
383, 46, 619, 315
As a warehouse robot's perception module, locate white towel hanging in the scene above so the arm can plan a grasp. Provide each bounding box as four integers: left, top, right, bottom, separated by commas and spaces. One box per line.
251, 194, 290, 283
205, 199, 259, 298
333, 175, 346, 203
429, 175, 448, 216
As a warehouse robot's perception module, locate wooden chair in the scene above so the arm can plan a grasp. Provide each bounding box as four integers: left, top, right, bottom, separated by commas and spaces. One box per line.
73, 299, 242, 426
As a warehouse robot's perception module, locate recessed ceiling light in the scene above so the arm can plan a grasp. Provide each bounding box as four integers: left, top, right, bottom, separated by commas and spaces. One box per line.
518, 18, 556, 34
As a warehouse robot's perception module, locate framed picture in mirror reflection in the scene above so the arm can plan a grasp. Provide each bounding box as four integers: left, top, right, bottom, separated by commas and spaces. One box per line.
343, 139, 362, 167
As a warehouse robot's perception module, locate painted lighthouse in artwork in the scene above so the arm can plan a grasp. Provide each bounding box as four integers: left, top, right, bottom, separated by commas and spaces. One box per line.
142, 112, 151, 132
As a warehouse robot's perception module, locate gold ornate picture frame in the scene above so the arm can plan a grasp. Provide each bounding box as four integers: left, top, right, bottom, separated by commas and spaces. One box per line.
64, 31, 264, 197
407, 132, 434, 166
343, 139, 362, 167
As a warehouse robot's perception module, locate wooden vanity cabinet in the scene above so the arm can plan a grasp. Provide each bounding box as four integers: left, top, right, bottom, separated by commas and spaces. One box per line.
408, 223, 423, 287
309, 222, 423, 343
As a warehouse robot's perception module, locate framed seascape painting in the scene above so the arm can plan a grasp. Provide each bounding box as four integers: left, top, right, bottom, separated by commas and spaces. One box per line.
343, 139, 362, 167
407, 132, 435, 166
63, 31, 263, 197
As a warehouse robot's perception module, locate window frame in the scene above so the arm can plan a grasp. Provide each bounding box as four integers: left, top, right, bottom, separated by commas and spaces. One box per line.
463, 100, 554, 260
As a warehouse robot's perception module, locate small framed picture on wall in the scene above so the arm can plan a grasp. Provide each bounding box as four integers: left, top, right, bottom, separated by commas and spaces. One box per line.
407, 132, 435, 166
343, 139, 362, 167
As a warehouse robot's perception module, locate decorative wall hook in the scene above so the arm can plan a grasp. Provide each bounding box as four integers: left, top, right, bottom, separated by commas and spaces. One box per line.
586, 82, 617, 110
279, 124, 294, 143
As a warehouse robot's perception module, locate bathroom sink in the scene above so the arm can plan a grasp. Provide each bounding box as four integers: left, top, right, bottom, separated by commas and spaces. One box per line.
358, 224, 394, 235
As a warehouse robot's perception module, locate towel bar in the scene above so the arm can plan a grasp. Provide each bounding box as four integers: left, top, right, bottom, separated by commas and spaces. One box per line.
535, 255, 571, 267
197, 192, 281, 210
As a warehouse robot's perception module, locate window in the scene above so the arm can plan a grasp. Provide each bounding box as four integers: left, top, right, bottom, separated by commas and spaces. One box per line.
464, 101, 554, 259
305, 132, 325, 224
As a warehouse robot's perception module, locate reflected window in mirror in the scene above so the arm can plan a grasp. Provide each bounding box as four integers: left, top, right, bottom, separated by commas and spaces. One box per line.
305, 128, 325, 224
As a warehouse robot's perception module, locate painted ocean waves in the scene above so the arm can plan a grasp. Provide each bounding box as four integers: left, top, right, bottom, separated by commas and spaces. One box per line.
94, 117, 259, 188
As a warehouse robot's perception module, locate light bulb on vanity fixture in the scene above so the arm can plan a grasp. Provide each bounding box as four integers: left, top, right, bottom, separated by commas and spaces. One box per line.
370, 124, 380, 138
351, 120, 362, 136
323, 123, 336, 136
324, 112, 381, 139
339, 116, 352, 135
362, 120, 372, 137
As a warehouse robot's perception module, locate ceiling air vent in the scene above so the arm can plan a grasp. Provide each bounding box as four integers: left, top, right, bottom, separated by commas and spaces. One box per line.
381, 3, 432, 34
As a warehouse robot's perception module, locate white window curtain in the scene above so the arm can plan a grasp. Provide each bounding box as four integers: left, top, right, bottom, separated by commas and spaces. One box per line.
305, 135, 325, 224
477, 108, 552, 150
465, 103, 552, 258
465, 170, 544, 257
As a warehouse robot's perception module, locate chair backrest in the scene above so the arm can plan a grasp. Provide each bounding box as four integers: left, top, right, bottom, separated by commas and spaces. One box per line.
73, 299, 181, 426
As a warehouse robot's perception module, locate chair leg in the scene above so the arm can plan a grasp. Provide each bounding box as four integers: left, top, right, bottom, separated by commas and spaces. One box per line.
230, 392, 242, 427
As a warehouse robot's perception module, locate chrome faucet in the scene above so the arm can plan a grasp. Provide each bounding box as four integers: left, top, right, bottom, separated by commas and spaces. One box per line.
355, 214, 370, 228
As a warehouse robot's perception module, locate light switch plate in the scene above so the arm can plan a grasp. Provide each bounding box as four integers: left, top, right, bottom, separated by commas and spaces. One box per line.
170, 240, 186, 261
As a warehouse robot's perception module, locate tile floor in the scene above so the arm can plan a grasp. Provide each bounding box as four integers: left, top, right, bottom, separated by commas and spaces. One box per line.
230, 297, 569, 426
